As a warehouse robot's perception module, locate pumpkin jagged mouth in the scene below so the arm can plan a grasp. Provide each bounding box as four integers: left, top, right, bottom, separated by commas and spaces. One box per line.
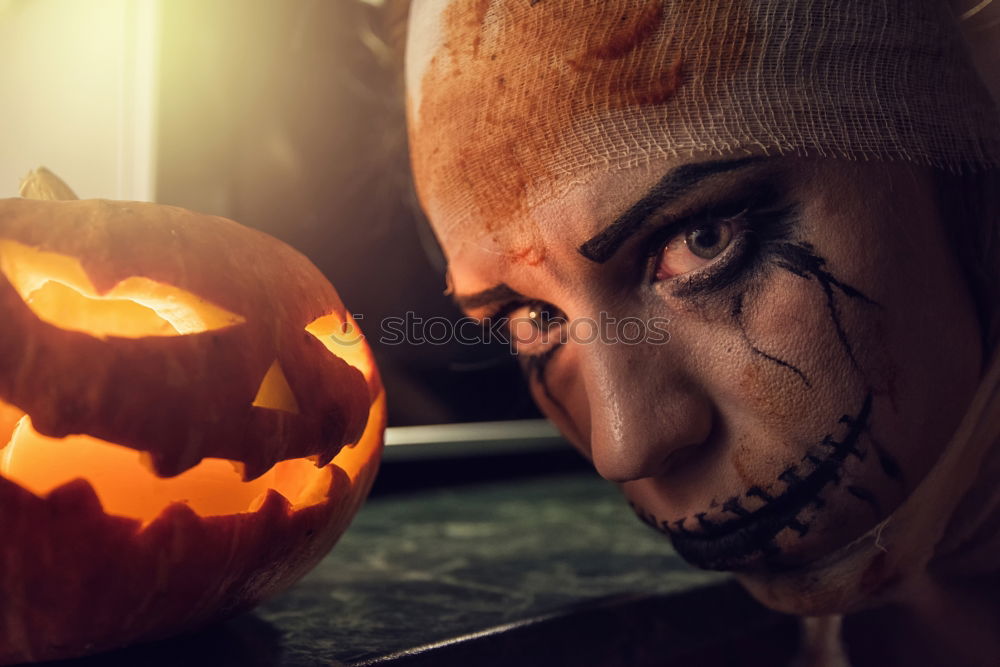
0, 398, 386, 525
0, 237, 383, 525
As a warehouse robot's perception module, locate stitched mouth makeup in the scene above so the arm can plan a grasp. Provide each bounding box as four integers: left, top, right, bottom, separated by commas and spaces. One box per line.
631, 392, 899, 572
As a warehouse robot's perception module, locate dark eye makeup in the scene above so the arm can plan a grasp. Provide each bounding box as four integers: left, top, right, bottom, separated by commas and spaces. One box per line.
643, 182, 797, 299
475, 178, 798, 360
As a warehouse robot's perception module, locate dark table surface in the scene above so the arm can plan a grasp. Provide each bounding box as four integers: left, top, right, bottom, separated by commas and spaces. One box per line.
38, 471, 797, 667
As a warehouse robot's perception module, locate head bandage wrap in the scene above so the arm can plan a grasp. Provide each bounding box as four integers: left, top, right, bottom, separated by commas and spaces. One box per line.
406, 0, 1000, 618
406, 0, 1000, 245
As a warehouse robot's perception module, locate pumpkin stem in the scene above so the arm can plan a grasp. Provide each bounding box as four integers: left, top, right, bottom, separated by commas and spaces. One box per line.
19, 167, 79, 201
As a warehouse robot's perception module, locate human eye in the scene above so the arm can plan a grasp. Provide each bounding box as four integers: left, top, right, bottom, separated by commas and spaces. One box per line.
653, 210, 747, 282
644, 188, 793, 295
654, 215, 741, 281
493, 300, 566, 358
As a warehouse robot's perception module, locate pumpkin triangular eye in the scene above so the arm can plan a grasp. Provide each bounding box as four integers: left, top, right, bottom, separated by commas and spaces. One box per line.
0, 239, 245, 339
252, 361, 300, 414
305, 312, 374, 384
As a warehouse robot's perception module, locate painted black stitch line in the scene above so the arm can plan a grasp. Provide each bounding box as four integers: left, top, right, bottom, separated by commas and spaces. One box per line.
802, 453, 824, 467
626, 503, 707, 543
787, 518, 809, 537
819, 431, 864, 462
628, 501, 662, 533
769, 241, 880, 372
746, 486, 775, 503
670, 518, 692, 536
722, 496, 752, 517
731, 291, 813, 388
653, 392, 874, 571
778, 466, 802, 485
627, 504, 678, 541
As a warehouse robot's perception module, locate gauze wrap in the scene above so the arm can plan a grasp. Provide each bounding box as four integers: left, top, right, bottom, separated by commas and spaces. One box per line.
405, 0, 1000, 614
406, 0, 1000, 248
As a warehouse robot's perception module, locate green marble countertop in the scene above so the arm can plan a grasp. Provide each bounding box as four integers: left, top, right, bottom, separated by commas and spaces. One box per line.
40, 472, 796, 667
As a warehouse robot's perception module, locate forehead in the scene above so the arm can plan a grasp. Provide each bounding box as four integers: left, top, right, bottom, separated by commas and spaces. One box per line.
405, 0, 734, 256
405, 0, 999, 256
441, 154, 784, 295
438, 159, 663, 283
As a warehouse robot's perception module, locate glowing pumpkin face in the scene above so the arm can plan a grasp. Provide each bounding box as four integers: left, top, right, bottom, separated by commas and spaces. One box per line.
0, 182, 385, 664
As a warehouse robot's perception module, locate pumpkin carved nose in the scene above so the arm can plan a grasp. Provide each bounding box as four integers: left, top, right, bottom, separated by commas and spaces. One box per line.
251, 361, 300, 413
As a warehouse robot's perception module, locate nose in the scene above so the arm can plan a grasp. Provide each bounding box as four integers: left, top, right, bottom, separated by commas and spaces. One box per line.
578, 333, 714, 484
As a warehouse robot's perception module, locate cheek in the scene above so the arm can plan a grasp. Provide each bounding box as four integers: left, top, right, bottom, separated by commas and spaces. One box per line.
686, 269, 871, 491
725, 279, 854, 420
803, 198, 982, 493
847, 253, 982, 492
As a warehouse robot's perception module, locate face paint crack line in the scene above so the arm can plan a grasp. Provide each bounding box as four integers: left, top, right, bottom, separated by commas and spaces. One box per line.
731, 291, 813, 389
522, 347, 572, 429
770, 241, 880, 372
862, 424, 904, 484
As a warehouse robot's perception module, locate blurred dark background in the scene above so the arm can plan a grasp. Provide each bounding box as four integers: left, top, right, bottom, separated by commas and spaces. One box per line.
154, 0, 541, 427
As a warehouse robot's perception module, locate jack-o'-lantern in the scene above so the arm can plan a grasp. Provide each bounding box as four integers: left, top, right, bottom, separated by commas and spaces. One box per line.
0, 169, 386, 664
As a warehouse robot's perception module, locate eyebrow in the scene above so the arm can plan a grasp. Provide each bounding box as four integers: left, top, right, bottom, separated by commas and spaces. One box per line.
453, 283, 525, 312
578, 156, 764, 263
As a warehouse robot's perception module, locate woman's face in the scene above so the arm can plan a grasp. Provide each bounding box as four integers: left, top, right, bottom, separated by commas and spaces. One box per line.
428, 155, 984, 573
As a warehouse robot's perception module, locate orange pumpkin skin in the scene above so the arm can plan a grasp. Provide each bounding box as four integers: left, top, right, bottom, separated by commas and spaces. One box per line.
0, 198, 385, 664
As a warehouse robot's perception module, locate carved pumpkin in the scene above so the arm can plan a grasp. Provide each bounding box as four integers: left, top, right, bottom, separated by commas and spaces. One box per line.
0, 170, 385, 664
